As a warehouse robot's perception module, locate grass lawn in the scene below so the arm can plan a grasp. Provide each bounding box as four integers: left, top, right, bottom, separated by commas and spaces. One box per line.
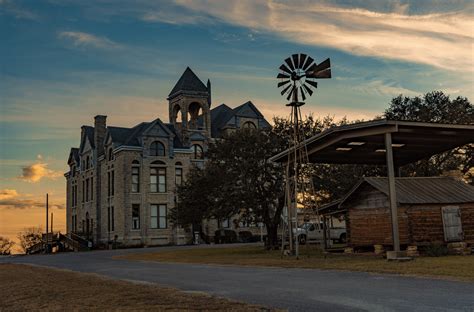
119, 246, 474, 282
0, 263, 276, 311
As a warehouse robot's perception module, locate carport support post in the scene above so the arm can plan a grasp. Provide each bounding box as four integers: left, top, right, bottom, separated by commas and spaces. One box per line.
384, 133, 400, 252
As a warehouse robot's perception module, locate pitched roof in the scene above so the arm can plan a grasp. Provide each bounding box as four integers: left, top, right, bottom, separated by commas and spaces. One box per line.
233, 101, 264, 118
209, 103, 235, 137
206, 102, 271, 137
168, 67, 208, 97
108, 126, 133, 146
68, 148, 80, 165
83, 126, 95, 148
343, 177, 474, 205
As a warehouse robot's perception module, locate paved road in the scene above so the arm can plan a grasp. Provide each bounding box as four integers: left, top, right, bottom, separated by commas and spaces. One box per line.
2, 245, 473, 311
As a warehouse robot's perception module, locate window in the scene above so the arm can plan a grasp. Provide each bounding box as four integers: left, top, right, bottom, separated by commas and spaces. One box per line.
175, 167, 183, 186
108, 206, 115, 232
151, 204, 167, 229
90, 177, 93, 201
86, 157, 90, 169
107, 172, 111, 196
242, 121, 257, 129
150, 141, 165, 156
111, 171, 115, 196
150, 167, 166, 193
82, 181, 85, 203
108, 148, 114, 161
132, 166, 140, 193
72, 184, 75, 207
132, 204, 140, 230
193, 144, 203, 159
221, 218, 230, 228
86, 178, 89, 202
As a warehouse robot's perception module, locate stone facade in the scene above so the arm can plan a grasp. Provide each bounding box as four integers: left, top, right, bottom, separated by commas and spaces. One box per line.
65, 67, 270, 246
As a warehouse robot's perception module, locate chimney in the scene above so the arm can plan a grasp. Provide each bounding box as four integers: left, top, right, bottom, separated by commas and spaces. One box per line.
207, 79, 211, 107
94, 115, 107, 156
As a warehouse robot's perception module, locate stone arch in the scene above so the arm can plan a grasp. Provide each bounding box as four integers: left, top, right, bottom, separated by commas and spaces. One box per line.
173, 104, 183, 124
188, 102, 202, 129
242, 121, 257, 129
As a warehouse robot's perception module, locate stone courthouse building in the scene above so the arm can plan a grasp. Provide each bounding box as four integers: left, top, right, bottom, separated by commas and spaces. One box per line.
65, 67, 270, 246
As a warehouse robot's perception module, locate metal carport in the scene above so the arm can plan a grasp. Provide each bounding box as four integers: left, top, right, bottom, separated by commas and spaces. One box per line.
270, 119, 474, 252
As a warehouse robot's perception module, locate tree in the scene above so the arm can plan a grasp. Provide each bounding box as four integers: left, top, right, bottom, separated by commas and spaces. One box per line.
0, 236, 15, 255
173, 128, 286, 248
17, 227, 42, 253
273, 115, 384, 203
385, 91, 474, 183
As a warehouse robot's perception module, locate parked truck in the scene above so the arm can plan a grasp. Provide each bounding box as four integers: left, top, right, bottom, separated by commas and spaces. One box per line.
295, 222, 346, 245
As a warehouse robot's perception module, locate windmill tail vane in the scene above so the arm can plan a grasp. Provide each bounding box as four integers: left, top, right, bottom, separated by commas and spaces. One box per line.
277, 53, 331, 103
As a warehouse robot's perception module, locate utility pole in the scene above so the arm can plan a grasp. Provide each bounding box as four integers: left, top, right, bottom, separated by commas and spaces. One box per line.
45, 193, 49, 254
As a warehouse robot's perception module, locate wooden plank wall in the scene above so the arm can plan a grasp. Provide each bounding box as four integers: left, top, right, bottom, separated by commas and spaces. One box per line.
348, 202, 474, 247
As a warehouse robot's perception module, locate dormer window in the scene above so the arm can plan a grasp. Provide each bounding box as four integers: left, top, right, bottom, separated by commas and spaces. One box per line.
150, 141, 165, 157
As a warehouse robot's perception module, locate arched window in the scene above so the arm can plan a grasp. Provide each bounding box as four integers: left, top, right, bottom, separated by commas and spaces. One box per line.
192, 144, 203, 159
86, 156, 90, 169
150, 141, 165, 156
242, 121, 257, 129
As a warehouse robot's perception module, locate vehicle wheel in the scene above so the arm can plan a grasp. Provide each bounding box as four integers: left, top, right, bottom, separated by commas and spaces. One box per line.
299, 235, 307, 245
339, 233, 347, 244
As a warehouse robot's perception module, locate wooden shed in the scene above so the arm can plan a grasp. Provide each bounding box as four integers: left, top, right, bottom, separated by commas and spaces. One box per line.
337, 177, 474, 247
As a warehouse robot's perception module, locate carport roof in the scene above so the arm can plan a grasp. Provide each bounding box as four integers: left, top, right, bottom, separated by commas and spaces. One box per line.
270, 119, 474, 166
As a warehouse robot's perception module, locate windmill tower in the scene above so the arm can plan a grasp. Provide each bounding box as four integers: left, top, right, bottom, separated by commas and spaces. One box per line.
276, 53, 332, 257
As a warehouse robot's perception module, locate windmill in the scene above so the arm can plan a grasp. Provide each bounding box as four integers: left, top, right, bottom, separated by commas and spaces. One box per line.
277, 53, 331, 257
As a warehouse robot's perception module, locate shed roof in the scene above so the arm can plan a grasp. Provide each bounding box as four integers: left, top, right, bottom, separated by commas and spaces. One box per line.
344, 176, 474, 206
270, 119, 474, 166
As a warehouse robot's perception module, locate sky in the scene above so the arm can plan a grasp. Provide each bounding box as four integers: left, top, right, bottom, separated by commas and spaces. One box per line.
0, 0, 473, 251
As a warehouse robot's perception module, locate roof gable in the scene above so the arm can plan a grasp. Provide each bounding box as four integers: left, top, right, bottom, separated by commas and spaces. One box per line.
79, 126, 95, 153
141, 118, 173, 138
233, 101, 264, 118
67, 148, 79, 165
168, 67, 208, 97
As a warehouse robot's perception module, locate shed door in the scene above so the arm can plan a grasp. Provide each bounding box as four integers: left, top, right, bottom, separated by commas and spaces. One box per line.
442, 206, 463, 242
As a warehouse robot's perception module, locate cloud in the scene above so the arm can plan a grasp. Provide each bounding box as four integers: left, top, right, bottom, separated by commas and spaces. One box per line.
0, 189, 64, 210
0, 0, 39, 20
18, 155, 63, 183
58, 31, 119, 49
173, 0, 473, 72
0, 189, 18, 200
353, 80, 419, 97
0, 198, 64, 210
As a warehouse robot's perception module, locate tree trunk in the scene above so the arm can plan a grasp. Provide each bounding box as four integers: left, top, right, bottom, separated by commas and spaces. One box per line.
265, 223, 279, 250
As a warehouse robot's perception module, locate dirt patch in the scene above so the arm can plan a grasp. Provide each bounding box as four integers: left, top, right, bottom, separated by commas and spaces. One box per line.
0, 263, 277, 311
